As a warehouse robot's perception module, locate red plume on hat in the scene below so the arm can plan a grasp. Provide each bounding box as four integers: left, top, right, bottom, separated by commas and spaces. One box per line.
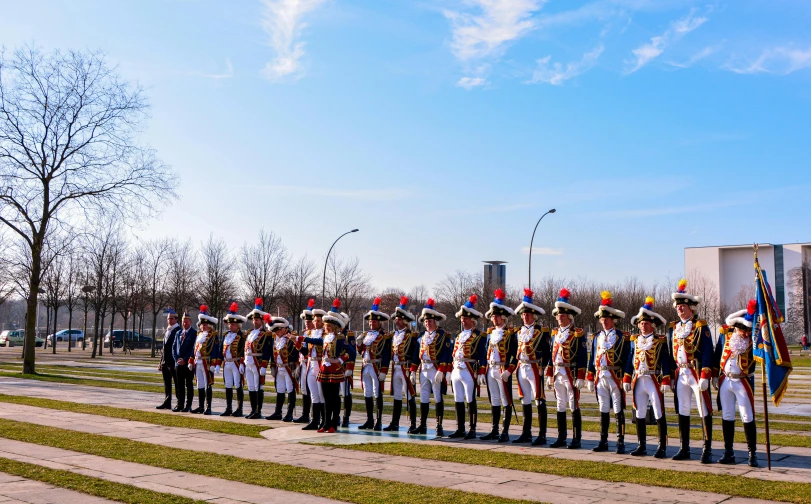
199, 304, 209, 315
254, 298, 263, 309
331, 298, 341, 311
263, 313, 272, 323
307, 298, 315, 309
229, 302, 239, 314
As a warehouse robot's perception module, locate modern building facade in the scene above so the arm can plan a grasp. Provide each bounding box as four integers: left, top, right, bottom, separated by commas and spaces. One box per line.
483, 261, 507, 292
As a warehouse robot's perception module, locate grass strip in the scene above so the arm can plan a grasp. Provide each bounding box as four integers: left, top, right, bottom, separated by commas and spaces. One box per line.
0, 419, 535, 504
325, 442, 811, 504
0, 393, 268, 437
0, 456, 201, 504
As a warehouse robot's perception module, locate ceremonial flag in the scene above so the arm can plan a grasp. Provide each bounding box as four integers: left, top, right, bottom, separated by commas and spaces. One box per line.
752, 255, 792, 406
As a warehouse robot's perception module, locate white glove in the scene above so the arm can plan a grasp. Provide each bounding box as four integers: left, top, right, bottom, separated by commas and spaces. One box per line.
260, 367, 267, 377
378, 372, 386, 382
660, 384, 668, 394
586, 380, 594, 392
239, 364, 245, 374
188, 362, 194, 371
409, 371, 417, 384
623, 382, 632, 393
477, 374, 486, 386
345, 369, 353, 377
213, 365, 220, 374
500, 370, 511, 382
712, 377, 719, 390
575, 378, 584, 390
699, 378, 709, 392
545, 376, 554, 389
433, 371, 444, 385
670, 382, 676, 392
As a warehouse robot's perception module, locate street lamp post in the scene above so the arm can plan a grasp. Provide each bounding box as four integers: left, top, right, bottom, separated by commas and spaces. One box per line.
321, 229, 359, 307
527, 209, 556, 288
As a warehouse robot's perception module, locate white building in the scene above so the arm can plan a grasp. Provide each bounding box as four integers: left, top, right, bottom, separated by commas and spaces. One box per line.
685, 243, 810, 331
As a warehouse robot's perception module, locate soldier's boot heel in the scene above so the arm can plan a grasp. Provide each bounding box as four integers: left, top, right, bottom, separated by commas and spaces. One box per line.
592, 412, 610, 452
672, 415, 692, 460
631, 417, 647, 456
549, 411, 568, 448
718, 419, 736, 464
480, 406, 500, 440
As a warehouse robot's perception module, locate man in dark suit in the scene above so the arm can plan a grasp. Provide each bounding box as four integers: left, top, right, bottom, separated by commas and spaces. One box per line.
173, 310, 197, 412
157, 308, 183, 409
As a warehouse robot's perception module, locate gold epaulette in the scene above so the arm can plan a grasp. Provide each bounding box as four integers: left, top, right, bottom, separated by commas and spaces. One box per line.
382, 331, 393, 340
541, 326, 551, 332
667, 321, 676, 329
696, 319, 708, 328
622, 331, 632, 340
656, 334, 667, 341
574, 328, 585, 337
346, 330, 355, 337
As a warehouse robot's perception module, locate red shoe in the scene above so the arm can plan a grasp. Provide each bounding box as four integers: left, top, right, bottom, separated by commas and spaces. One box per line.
327, 427, 336, 433
317, 427, 326, 433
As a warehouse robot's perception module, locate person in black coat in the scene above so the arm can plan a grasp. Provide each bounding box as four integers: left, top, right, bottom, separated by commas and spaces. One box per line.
157, 308, 182, 409
172, 310, 197, 412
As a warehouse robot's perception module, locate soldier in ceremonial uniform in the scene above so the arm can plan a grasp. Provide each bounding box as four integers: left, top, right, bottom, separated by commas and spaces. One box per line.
219, 303, 247, 417
317, 299, 354, 433
243, 311, 272, 419
546, 288, 587, 449
189, 305, 219, 415
669, 279, 715, 463
295, 303, 327, 430
449, 295, 487, 440
357, 297, 391, 431
385, 297, 418, 432
293, 299, 318, 424
716, 301, 759, 467
340, 311, 357, 427
624, 297, 670, 458
266, 315, 299, 421
480, 289, 517, 442
412, 299, 452, 436
172, 310, 196, 412
157, 308, 181, 410
512, 288, 551, 445
586, 291, 630, 453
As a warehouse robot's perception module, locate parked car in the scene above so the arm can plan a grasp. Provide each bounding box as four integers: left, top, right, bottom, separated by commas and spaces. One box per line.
103, 330, 153, 349
47, 329, 85, 344
0, 330, 44, 347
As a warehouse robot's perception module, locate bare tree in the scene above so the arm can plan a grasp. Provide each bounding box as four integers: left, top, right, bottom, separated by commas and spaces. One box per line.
42, 249, 67, 353
280, 255, 317, 332
63, 251, 81, 352
84, 218, 123, 357
324, 256, 372, 330
167, 238, 198, 316
199, 235, 237, 333
239, 229, 288, 315
144, 238, 171, 357
0, 46, 175, 372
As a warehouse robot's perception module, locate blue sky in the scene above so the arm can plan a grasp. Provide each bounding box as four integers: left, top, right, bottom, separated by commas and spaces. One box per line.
2, 0, 810, 293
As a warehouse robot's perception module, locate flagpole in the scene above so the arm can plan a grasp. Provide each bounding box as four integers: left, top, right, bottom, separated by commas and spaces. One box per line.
754, 244, 772, 470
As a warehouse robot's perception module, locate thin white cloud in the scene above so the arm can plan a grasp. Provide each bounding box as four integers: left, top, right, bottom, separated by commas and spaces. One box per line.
521, 246, 564, 256
456, 76, 487, 89
667, 44, 721, 69
182, 59, 234, 79
723, 46, 811, 75
257, 185, 414, 201
528, 44, 604, 85
625, 10, 707, 74
259, 0, 326, 82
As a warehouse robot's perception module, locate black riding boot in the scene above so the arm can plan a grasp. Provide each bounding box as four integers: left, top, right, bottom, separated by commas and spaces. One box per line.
654, 415, 668, 458
283, 392, 296, 422
407, 397, 418, 433
593, 412, 610, 452
718, 420, 736, 464
631, 417, 647, 456
616, 411, 626, 454
448, 402, 467, 438
435, 401, 445, 437
499, 406, 512, 442
672, 414, 692, 460
384, 399, 403, 431
359, 397, 375, 429
191, 388, 205, 414
232, 387, 244, 417
204, 386, 213, 415
480, 406, 500, 440
253, 389, 264, 419
744, 421, 758, 467
568, 409, 582, 449
464, 401, 477, 439
374, 394, 384, 431
302, 402, 321, 430
532, 401, 548, 446
416, 402, 429, 434
220, 388, 233, 417
514, 404, 533, 443
246, 391, 257, 419
294, 393, 311, 424
550, 411, 568, 448
266, 393, 285, 420
342, 393, 353, 427
700, 415, 713, 464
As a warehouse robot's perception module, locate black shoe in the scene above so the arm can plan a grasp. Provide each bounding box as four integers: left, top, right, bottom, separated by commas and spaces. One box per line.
232, 388, 244, 417
744, 420, 758, 467
384, 399, 403, 431
254, 390, 264, 419
358, 397, 375, 430
414, 402, 429, 434
631, 417, 647, 456
532, 402, 547, 446
191, 389, 205, 414
480, 406, 500, 440
294, 393, 311, 424
373, 395, 384, 431
463, 401, 477, 440
406, 398, 418, 434
203, 387, 212, 415
156, 401, 171, 410
171, 404, 183, 412
246, 391, 258, 419
700, 415, 713, 464
568, 409, 581, 449
341, 393, 352, 427
266, 393, 285, 420
302, 402, 321, 430
447, 402, 466, 438
672, 415, 692, 460
592, 412, 610, 452
499, 405, 512, 443
182, 404, 192, 413
549, 411, 568, 448
434, 401, 445, 438
220, 388, 233, 417
514, 404, 533, 443
283, 392, 296, 422
718, 419, 736, 464
654, 415, 668, 459
616, 411, 626, 454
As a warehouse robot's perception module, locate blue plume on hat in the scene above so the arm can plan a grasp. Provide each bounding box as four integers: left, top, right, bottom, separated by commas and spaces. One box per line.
523, 288, 534, 303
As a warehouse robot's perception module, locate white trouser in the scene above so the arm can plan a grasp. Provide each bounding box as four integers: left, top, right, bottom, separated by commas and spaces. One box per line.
451, 366, 475, 403
391, 366, 410, 401
634, 375, 663, 419
223, 361, 241, 389
554, 372, 577, 412
361, 364, 380, 398
275, 366, 294, 394
340, 378, 351, 396
195, 362, 209, 388
719, 378, 754, 422
486, 365, 509, 407
298, 360, 309, 395
307, 361, 324, 404
419, 366, 442, 403
596, 373, 622, 414
517, 364, 540, 406
676, 369, 709, 417
244, 362, 262, 392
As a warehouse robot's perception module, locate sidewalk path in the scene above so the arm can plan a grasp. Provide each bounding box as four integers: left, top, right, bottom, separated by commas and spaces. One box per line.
0, 470, 116, 504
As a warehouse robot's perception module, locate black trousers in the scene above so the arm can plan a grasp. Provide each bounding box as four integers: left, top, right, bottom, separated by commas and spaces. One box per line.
322, 382, 341, 429
176, 365, 194, 407
160, 364, 177, 405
